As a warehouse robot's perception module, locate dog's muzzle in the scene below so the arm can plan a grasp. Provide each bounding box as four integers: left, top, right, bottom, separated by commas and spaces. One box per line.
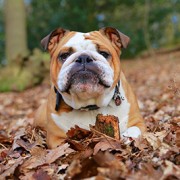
63, 54, 111, 92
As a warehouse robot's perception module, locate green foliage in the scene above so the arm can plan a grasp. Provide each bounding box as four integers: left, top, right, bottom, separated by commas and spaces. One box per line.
0, 49, 49, 92
26, 0, 180, 58
27, 0, 99, 50
0, 66, 33, 92
0, 0, 180, 63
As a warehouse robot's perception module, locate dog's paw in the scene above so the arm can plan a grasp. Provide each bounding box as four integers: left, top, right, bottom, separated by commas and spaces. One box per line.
122, 126, 141, 138
121, 126, 141, 144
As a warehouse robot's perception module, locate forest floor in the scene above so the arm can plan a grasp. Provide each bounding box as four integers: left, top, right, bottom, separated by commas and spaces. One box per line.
0, 51, 179, 179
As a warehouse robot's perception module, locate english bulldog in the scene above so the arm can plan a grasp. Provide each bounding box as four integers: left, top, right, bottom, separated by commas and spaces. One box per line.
34, 27, 146, 148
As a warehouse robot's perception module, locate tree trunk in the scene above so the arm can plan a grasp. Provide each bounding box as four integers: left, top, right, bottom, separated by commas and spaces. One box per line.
5, 0, 28, 63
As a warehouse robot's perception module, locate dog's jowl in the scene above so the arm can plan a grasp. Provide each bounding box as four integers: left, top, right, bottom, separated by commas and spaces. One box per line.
34, 27, 146, 148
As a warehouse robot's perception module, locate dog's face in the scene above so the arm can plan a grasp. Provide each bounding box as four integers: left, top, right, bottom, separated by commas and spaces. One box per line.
41, 27, 130, 109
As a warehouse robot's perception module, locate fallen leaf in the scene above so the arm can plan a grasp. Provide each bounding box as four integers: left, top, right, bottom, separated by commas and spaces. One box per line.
66, 139, 86, 151
161, 160, 180, 179
45, 143, 74, 164
15, 139, 35, 152
20, 147, 46, 172
143, 132, 161, 150
12, 128, 26, 150
139, 163, 163, 180
0, 134, 12, 144
66, 159, 81, 178
21, 143, 74, 172
0, 156, 24, 179
32, 169, 51, 180
66, 125, 92, 140
93, 138, 122, 155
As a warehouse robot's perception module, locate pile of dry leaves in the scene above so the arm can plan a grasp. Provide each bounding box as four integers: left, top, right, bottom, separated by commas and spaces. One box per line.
0, 52, 179, 179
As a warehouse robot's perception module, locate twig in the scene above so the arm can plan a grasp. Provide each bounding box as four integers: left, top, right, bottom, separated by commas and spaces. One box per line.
0, 143, 8, 150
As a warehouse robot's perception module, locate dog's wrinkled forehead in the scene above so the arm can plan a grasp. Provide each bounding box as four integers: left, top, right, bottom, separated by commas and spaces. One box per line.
41, 27, 130, 54
64, 32, 96, 52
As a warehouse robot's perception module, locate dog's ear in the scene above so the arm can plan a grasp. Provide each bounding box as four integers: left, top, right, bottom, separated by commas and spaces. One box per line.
99, 27, 130, 49
41, 28, 70, 51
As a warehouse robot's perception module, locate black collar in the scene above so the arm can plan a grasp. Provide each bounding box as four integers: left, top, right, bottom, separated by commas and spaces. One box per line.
79, 105, 99, 111
54, 87, 62, 111
54, 81, 123, 111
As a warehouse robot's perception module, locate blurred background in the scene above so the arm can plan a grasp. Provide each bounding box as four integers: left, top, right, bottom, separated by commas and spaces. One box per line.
0, 0, 179, 92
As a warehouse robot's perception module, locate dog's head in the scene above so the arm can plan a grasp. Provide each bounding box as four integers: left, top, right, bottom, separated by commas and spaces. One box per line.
41, 27, 130, 109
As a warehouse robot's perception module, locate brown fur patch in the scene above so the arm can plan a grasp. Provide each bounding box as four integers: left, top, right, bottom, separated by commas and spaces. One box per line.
120, 72, 146, 133
49, 32, 76, 89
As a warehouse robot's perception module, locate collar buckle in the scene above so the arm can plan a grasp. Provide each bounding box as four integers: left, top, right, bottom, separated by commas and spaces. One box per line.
113, 81, 124, 106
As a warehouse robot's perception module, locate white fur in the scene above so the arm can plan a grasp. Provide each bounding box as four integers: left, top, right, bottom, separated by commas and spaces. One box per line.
52, 81, 130, 135
60, 87, 115, 110
121, 126, 141, 138
65, 33, 97, 51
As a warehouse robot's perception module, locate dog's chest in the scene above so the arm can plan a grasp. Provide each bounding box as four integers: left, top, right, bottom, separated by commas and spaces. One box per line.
51, 100, 130, 135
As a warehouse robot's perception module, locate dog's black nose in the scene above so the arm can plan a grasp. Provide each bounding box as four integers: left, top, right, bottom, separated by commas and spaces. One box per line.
75, 55, 93, 64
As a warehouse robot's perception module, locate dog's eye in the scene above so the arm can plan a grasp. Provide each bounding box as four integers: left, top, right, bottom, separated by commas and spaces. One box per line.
99, 51, 109, 59
59, 53, 70, 61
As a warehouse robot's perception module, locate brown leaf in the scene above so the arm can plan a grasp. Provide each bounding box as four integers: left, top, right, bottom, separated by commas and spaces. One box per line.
0, 156, 24, 179
45, 143, 74, 164
32, 169, 51, 180
95, 152, 127, 179
93, 138, 122, 155
143, 132, 161, 150
0, 150, 9, 162
0, 134, 12, 144
161, 160, 180, 179
134, 137, 149, 151
139, 163, 163, 180
154, 130, 169, 142
12, 128, 26, 150
175, 129, 180, 147
97, 167, 123, 179
66, 139, 86, 151
19, 171, 34, 180
66, 125, 92, 140
21, 143, 74, 171
66, 157, 98, 179
16, 139, 35, 152
79, 148, 93, 159
93, 151, 115, 167
66, 159, 81, 178
20, 147, 46, 172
